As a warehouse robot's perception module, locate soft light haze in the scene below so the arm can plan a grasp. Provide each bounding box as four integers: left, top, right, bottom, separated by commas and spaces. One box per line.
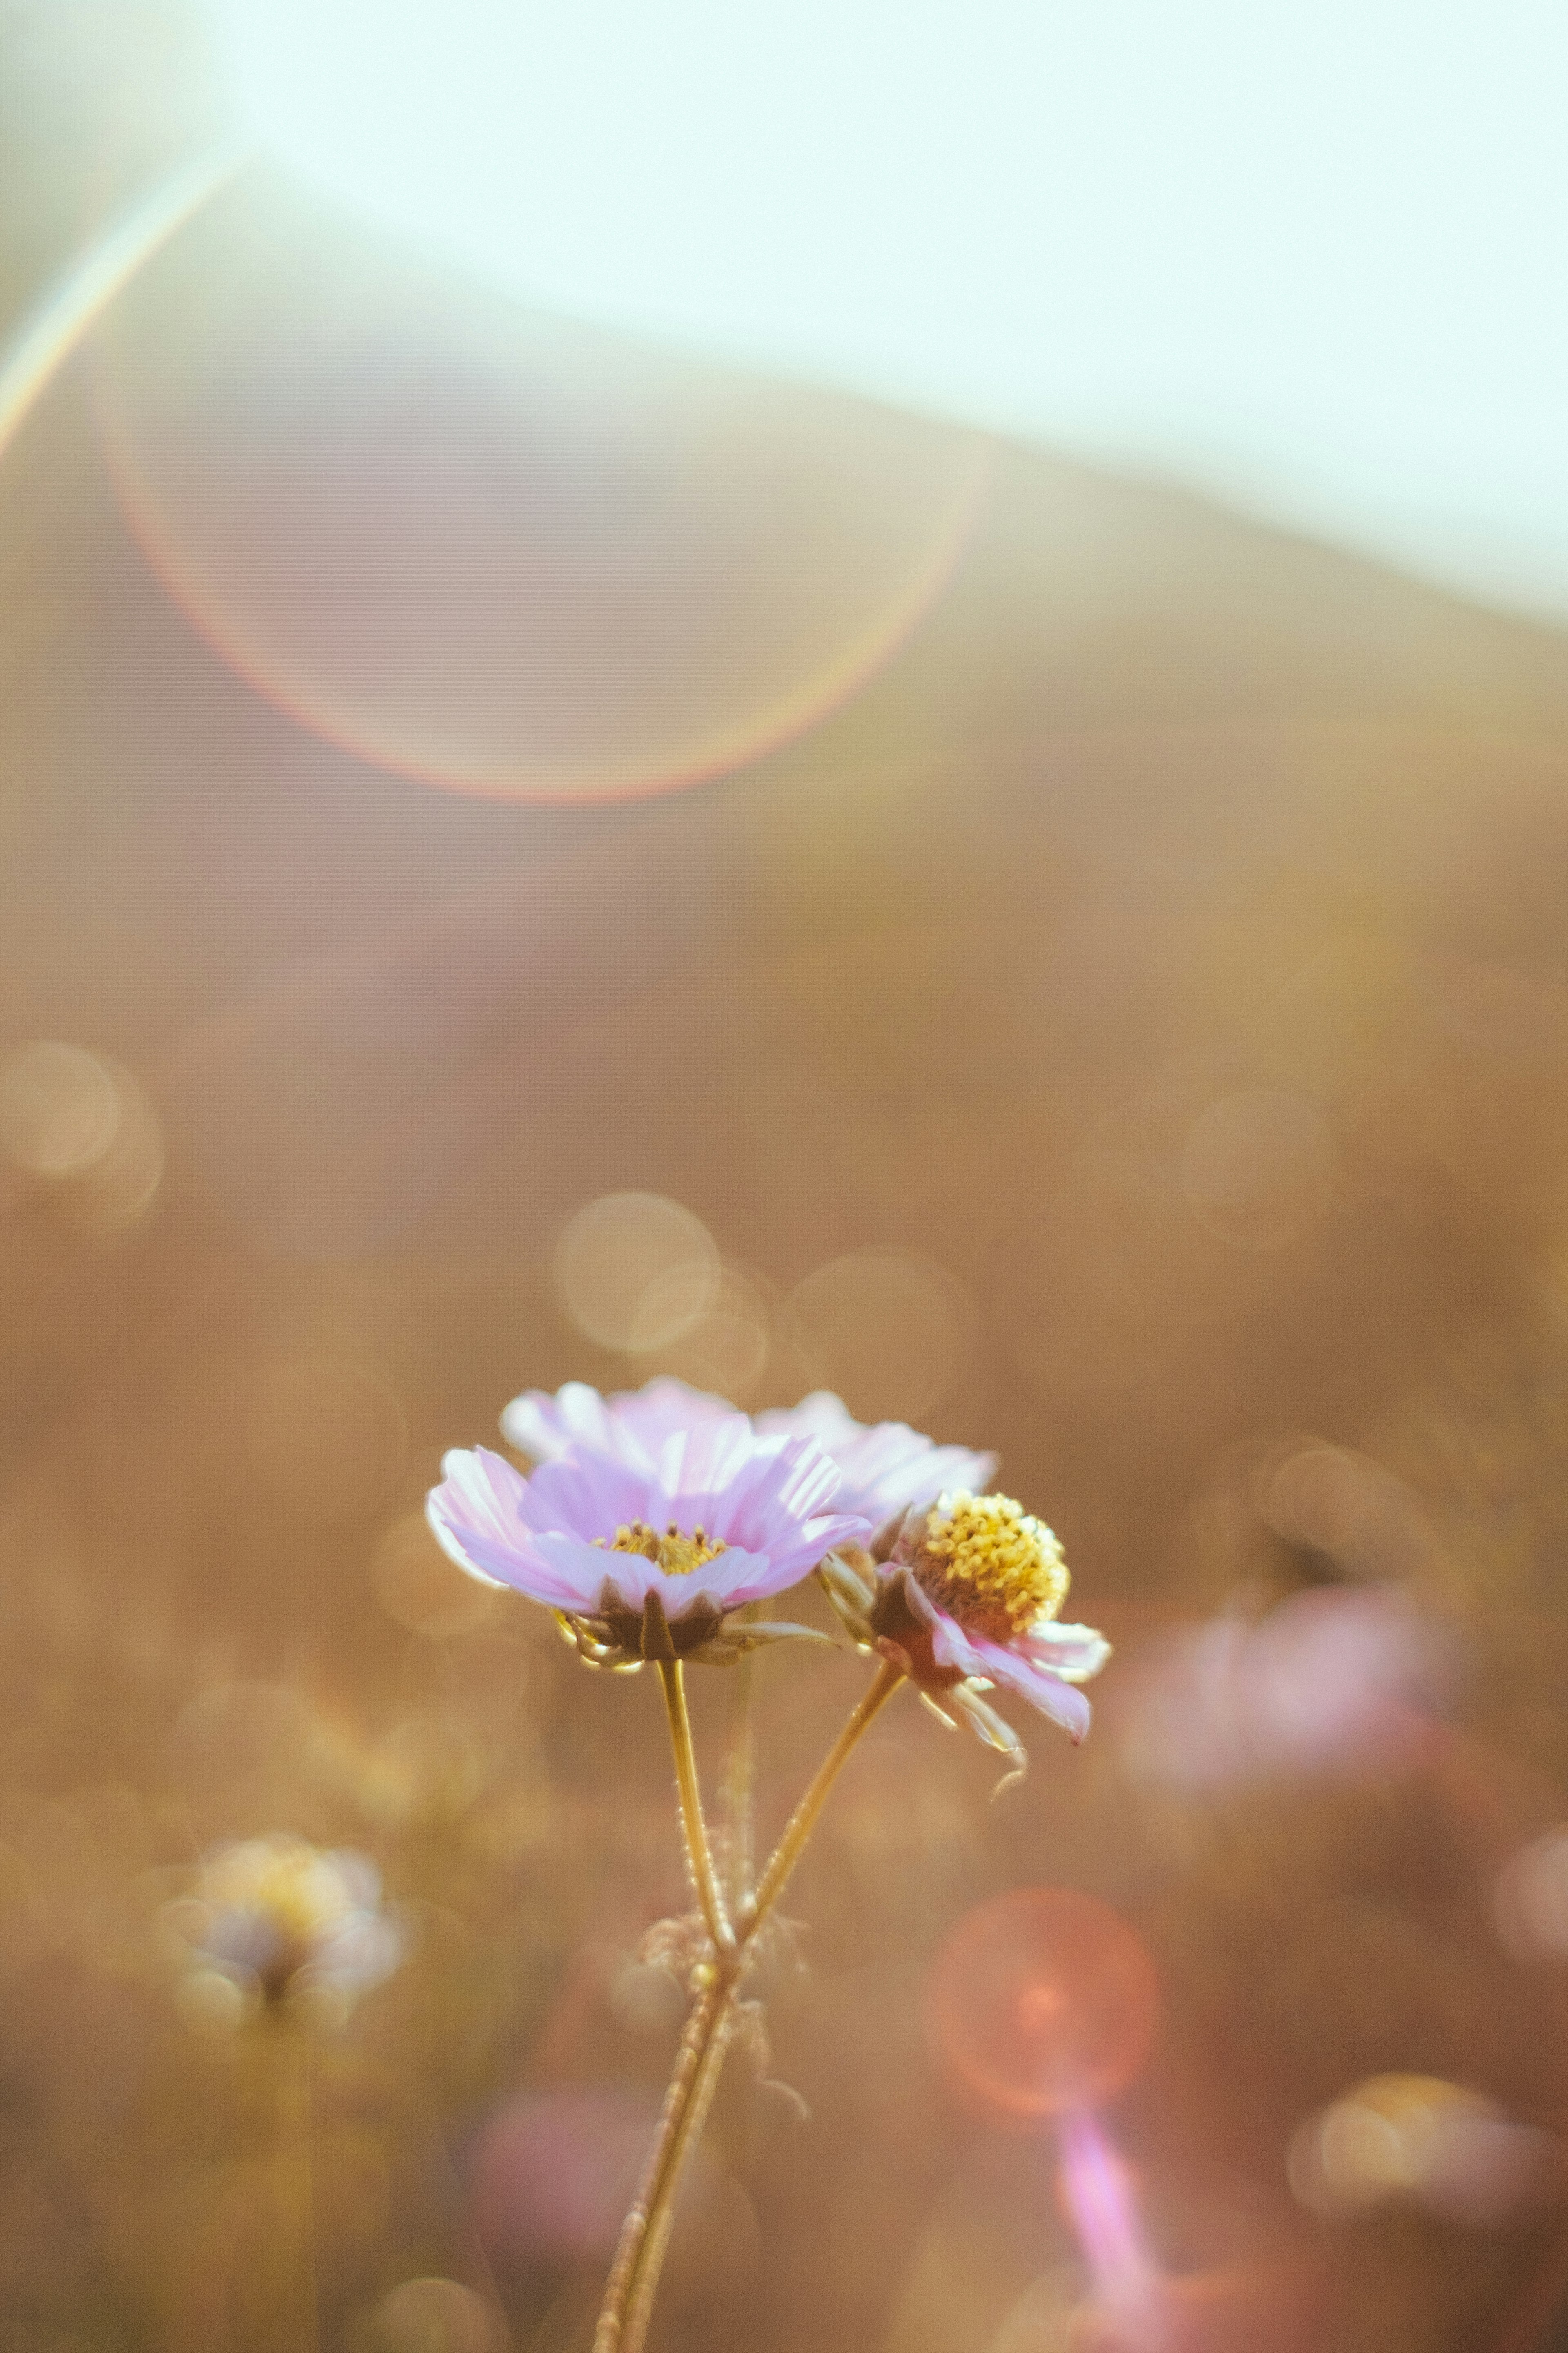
210, 0, 1568, 622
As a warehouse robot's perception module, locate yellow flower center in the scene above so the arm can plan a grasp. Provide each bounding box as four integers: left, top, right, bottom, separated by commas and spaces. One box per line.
604, 1520, 727, 1576
911, 1490, 1069, 1641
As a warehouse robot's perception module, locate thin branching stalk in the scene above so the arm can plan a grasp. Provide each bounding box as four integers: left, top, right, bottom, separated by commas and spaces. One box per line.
590, 1962, 737, 2353
594, 1655, 908, 2352
273, 2017, 319, 2353
619, 1992, 735, 2353
741, 1656, 905, 1934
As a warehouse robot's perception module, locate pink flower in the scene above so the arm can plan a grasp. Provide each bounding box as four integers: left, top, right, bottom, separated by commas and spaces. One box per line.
827, 1489, 1110, 1769
428, 1410, 867, 1666
501, 1377, 996, 1526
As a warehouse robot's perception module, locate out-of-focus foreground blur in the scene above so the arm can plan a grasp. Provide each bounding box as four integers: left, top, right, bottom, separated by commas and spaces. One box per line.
7, 9, 1568, 2352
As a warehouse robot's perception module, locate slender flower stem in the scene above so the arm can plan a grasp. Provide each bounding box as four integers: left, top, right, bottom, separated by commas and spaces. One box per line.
740, 1656, 905, 1937
595, 1656, 909, 2353
271, 2017, 319, 2353
620, 1993, 735, 2353
591, 1961, 737, 2353
658, 1659, 735, 1958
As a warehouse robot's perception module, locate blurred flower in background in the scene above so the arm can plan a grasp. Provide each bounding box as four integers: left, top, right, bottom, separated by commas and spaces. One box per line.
1122, 1586, 1454, 1791
166, 1833, 405, 2027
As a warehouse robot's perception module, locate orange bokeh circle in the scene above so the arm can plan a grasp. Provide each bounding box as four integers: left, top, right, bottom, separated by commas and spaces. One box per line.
927, 1887, 1160, 2119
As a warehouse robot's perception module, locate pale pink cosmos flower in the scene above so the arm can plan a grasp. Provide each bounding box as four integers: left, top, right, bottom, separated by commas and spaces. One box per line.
428, 1410, 867, 1667
826, 1488, 1111, 1772
501, 1376, 996, 1525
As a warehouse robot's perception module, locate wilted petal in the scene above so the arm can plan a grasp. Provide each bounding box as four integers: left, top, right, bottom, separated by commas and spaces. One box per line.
1018, 1621, 1114, 1684
970, 1639, 1095, 1744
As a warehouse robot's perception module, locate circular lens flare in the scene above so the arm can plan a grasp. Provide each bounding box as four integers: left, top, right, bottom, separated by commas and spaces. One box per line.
927, 1887, 1160, 2120
552, 1192, 721, 1353
93, 176, 990, 803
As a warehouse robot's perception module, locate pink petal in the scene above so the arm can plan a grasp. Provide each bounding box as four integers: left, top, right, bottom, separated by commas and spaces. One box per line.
499, 1382, 630, 1464
922, 1596, 1096, 1742
753, 1391, 861, 1447
755, 1393, 997, 1520
617, 1378, 734, 1450
1018, 1621, 1114, 1684
500, 1377, 730, 1466
962, 1628, 1095, 1742
657, 1412, 764, 1505
427, 1450, 610, 1609
517, 1451, 662, 1544
592, 1546, 779, 1614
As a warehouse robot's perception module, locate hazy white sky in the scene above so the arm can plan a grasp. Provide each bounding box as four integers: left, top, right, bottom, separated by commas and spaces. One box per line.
210, 0, 1568, 621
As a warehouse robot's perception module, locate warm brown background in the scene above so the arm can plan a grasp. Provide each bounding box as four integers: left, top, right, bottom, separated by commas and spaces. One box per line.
6, 8, 1568, 2350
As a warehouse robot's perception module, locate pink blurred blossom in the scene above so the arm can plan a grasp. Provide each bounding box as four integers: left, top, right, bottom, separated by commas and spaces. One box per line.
1121, 1587, 1452, 1789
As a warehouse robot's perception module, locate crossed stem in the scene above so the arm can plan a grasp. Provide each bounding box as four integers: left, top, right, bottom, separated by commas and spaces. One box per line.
593, 1654, 906, 2353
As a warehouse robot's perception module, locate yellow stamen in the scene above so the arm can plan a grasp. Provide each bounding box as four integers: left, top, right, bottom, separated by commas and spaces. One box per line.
601, 1519, 727, 1576
911, 1490, 1069, 1640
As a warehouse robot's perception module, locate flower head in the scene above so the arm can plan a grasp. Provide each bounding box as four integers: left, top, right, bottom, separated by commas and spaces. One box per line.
825, 1488, 1110, 1773
170, 1835, 404, 2023
503, 1376, 996, 1527
428, 1410, 866, 1666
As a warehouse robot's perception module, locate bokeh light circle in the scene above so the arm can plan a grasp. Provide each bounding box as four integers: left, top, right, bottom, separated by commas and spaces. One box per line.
92, 176, 991, 802
1287, 2072, 1551, 2225
552, 1191, 720, 1352
643, 1261, 773, 1401
0, 1042, 121, 1177
781, 1247, 971, 1423
0, 1039, 165, 1232
927, 1887, 1160, 2120
369, 2275, 494, 2353
1179, 1088, 1335, 1250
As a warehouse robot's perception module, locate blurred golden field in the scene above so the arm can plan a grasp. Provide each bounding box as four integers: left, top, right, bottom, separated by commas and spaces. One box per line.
7, 9, 1568, 2351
